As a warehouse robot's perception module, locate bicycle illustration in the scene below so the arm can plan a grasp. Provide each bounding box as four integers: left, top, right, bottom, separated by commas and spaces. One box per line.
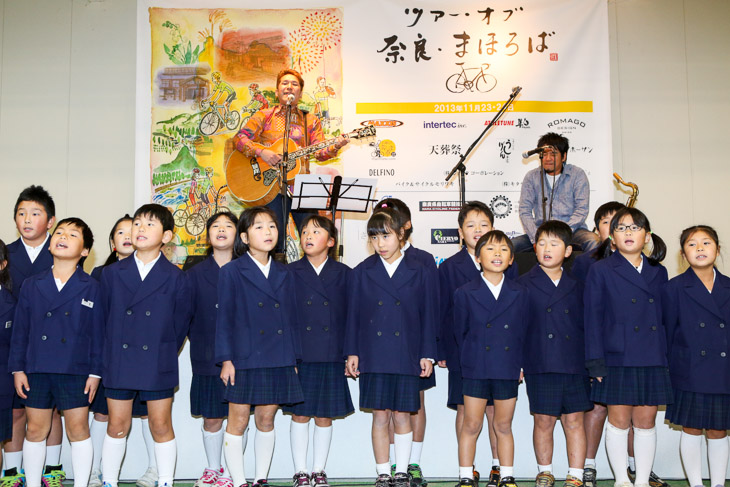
173, 183, 231, 236
195, 99, 241, 136
445, 63, 498, 93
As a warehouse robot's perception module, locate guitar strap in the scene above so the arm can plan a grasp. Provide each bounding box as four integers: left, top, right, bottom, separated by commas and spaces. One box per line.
303, 111, 310, 174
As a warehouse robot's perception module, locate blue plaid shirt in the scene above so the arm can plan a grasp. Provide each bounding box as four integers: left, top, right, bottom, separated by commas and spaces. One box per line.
518, 163, 590, 243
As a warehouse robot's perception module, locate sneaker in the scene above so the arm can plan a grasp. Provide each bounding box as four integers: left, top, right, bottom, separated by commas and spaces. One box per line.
42, 472, 64, 487
311, 471, 330, 487
89, 468, 103, 487
0, 471, 25, 487
536, 471, 555, 487
564, 476, 583, 487
614, 482, 633, 487
393, 473, 410, 487
407, 464, 427, 487
293, 473, 311, 487
473, 468, 481, 484
253, 480, 271, 487
458, 479, 477, 487
582, 468, 596, 487
487, 467, 500, 487
137, 467, 159, 487
196, 469, 223, 487
214, 478, 234, 487
499, 476, 518, 487
391, 465, 396, 478
43, 467, 65, 483
627, 468, 668, 487
375, 474, 392, 487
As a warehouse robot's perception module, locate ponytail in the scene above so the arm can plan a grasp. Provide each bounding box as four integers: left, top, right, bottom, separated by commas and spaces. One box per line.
647, 233, 666, 265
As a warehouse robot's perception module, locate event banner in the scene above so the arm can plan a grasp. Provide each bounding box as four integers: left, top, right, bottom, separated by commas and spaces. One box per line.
136, 0, 612, 267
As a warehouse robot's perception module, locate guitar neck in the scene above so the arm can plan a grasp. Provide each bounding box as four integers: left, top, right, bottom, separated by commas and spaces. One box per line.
288, 138, 338, 160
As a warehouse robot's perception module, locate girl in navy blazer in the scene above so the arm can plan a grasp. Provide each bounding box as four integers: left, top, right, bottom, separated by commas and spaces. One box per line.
285, 215, 354, 487
344, 208, 436, 487
453, 231, 528, 487
187, 212, 238, 487
663, 225, 730, 487
584, 208, 669, 487
0, 240, 17, 446
217, 206, 303, 487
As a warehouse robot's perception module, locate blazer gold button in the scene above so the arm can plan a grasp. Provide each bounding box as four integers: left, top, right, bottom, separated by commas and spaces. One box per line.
307, 300, 312, 305
631, 298, 637, 303
546, 308, 552, 313
323, 301, 329, 306
564, 309, 569, 314
46, 312, 52, 317
378, 301, 383, 306
504, 325, 509, 329
324, 327, 329, 332
394, 331, 400, 336
701, 350, 707, 356
700, 323, 706, 328
277, 330, 283, 335
122, 343, 128, 349
306, 326, 312, 331
504, 346, 510, 351
649, 298, 654, 303
145, 311, 151, 316
548, 333, 554, 339
651, 326, 657, 331
722, 352, 727, 358
126, 310, 132, 315
143, 345, 148, 350
258, 302, 264, 307
377, 331, 382, 336
721, 323, 726, 328
395, 301, 401, 306
41, 335, 47, 340
274, 303, 280, 308
486, 323, 492, 328
65, 311, 70, 316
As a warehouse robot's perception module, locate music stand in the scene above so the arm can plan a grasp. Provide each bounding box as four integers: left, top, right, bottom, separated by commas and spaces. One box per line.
292, 174, 377, 259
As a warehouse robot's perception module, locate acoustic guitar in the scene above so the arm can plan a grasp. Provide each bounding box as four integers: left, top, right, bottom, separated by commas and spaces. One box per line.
225, 125, 376, 205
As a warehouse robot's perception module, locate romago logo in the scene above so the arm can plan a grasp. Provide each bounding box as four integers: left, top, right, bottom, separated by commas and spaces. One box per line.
361, 119, 404, 128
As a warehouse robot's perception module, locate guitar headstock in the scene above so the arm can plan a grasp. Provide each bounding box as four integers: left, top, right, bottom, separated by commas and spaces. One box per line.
347, 125, 376, 140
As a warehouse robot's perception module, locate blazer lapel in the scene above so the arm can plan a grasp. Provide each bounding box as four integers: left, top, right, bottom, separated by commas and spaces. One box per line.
548, 270, 578, 307
611, 252, 651, 294
267, 261, 287, 296
455, 247, 480, 282
490, 278, 520, 319
36, 270, 59, 306
201, 256, 220, 288
128, 258, 170, 308
683, 268, 724, 320
365, 256, 400, 300
712, 270, 730, 311
294, 260, 328, 299
467, 278, 496, 315
118, 257, 142, 295
390, 254, 417, 293
238, 255, 278, 301
49, 268, 89, 311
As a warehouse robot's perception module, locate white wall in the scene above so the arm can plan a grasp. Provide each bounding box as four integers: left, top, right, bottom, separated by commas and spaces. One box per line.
1, 0, 729, 481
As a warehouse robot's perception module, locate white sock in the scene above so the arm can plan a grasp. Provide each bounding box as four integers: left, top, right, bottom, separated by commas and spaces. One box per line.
501, 466, 514, 477
141, 418, 157, 470
90, 418, 108, 471
633, 426, 657, 486
389, 443, 395, 466
394, 432, 413, 474
312, 425, 333, 473
568, 468, 584, 479
45, 444, 61, 466
290, 421, 309, 474
23, 439, 46, 487
628, 456, 636, 471
224, 432, 246, 487
71, 438, 93, 487
409, 441, 423, 466
605, 423, 630, 484
708, 437, 729, 487
376, 463, 391, 476
203, 426, 225, 471
680, 432, 703, 487
154, 439, 176, 486
584, 458, 596, 469
102, 435, 127, 487
538, 464, 552, 473
254, 429, 275, 481
492, 458, 500, 467
459, 466, 474, 479
4, 451, 23, 471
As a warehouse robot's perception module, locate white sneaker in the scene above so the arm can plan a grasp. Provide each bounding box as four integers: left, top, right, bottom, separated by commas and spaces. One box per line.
136, 467, 158, 487
88, 469, 103, 487
195, 468, 223, 487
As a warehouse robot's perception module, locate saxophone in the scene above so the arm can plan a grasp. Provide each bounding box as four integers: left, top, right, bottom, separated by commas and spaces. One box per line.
613, 172, 638, 208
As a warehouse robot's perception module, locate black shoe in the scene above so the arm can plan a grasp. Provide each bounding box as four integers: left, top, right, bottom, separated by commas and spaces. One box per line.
407, 465, 427, 487
487, 467, 500, 487
393, 473, 410, 487
253, 480, 270, 487
498, 476, 518, 487
583, 467, 596, 487
376, 474, 393, 487
457, 479, 477, 487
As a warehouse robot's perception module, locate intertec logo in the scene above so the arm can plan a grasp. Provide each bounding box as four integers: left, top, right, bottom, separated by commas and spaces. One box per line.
431, 229, 460, 245
423, 121, 465, 129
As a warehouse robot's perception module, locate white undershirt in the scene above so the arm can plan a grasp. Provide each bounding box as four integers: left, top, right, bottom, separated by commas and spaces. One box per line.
469, 252, 480, 270
310, 257, 328, 276
134, 251, 162, 281
381, 253, 404, 278
22, 233, 50, 263
481, 273, 504, 300
249, 252, 272, 278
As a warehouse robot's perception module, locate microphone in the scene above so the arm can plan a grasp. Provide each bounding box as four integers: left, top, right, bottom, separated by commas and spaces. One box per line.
522, 147, 544, 158
286, 94, 295, 105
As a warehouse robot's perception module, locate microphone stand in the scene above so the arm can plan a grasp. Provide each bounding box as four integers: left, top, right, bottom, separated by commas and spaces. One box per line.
280, 99, 293, 257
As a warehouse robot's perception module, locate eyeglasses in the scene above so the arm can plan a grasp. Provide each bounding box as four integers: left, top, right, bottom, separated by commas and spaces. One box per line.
615, 224, 643, 233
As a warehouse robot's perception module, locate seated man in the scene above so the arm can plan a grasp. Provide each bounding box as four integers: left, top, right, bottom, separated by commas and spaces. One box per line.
512, 132, 599, 253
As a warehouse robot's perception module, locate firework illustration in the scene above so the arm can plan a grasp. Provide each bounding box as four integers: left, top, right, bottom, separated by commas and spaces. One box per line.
288, 28, 323, 72
300, 11, 342, 51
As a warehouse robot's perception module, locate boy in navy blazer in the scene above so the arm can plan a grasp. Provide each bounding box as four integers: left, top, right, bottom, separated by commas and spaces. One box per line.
10, 218, 102, 487
100, 204, 191, 487
518, 221, 589, 487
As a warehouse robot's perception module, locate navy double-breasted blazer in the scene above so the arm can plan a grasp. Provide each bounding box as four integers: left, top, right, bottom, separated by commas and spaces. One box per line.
343, 253, 437, 376
215, 254, 301, 369
7, 238, 53, 298
290, 257, 350, 363
518, 266, 586, 375
584, 251, 668, 373
453, 275, 529, 380
10, 267, 103, 377
0, 288, 17, 409
663, 268, 730, 394
100, 255, 191, 390
187, 256, 222, 376
571, 248, 599, 284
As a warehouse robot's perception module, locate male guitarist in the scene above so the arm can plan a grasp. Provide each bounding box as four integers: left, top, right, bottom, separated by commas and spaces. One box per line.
233, 68, 349, 252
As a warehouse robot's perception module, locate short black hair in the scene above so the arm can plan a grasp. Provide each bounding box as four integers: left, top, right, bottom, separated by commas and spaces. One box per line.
680, 225, 720, 250
0, 239, 12, 292
133, 204, 174, 233
593, 201, 626, 230
373, 198, 412, 239
537, 132, 569, 158
205, 211, 239, 256
603, 207, 666, 264
475, 230, 514, 257
103, 214, 133, 267
54, 217, 94, 266
14, 185, 56, 219
300, 215, 338, 259
367, 207, 406, 239
233, 206, 278, 258
535, 220, 572, 247
458, 201, 494, 227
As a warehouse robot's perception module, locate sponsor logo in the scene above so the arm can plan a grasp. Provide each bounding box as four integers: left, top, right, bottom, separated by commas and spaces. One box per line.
423, 121, 465, 129
547, 118, 586, 129
361, 119, 404, 128
369, 168, 395, 177
419, 201, 462, 212
489, 195, 513, 219
550, 53, 558, 61
371, 139, 396, 159
431, 228, 460, 245
483, 119, 515, 126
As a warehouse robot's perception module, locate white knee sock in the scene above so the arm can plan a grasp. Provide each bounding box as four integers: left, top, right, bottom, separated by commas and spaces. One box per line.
154, 439, 176, 487
224, 432, 246, 487
501, 466, 514, 478
568, 468, 584, 479
409, 441, 423, 466
680, 432, 703, 487
140, 418, 157, 469
4, 451, 23, 472
605, 423, 630, 484
633, 426, 657, 486
394, 432, 413, 475
254, 429, 275, 481
538, 464, 553, 474
708, 437, 729, 487
202, 426, 225, 471
89, 419, 108, 471
45, 444, 61, 466
459, 466, 474, 480
389, 443, 395, 466
376, 463, 391, 476
290, 421, 309, 474
101, 435, 127, 487
312, 425, 333, 473
23, 439, 46, 487
71, 438, 93, 487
